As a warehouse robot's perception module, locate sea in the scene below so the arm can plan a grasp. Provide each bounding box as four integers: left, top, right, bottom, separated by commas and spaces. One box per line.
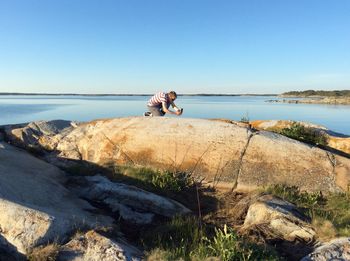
0, 95, 349, 135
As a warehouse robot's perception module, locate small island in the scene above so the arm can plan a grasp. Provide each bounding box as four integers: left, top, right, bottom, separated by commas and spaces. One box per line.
266, 90, 350, 105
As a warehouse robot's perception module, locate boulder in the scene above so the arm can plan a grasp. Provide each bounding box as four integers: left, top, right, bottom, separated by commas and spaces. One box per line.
0, 142, 112, 254
5, 117, 350, 193
3, 120, 78, 151
301, 237, 350, 261
73, 175, 191, 224
242, 195, 315, 243
58, 230, 142, 261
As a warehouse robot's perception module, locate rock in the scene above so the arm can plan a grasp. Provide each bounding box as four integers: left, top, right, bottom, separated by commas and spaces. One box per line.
251, 120, 350, 155
0, 142, 112, 254
301, 237, 350, 261
73, 175, 191, 224
242, 195, 315, 243
58, 230, 142, 261
6, 117, 350, 193
4, 120, 78, 151
0, 234, 26, 260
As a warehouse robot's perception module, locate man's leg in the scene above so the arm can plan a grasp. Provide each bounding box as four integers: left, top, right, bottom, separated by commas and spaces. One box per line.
147, 106, 165, 116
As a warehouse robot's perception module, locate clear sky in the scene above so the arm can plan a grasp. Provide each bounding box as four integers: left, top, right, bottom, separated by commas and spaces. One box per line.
0, 0, 349, 94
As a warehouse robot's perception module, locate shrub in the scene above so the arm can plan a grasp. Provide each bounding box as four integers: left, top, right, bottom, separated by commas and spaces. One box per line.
151, 170, 193, 192
280, 123, 327, 146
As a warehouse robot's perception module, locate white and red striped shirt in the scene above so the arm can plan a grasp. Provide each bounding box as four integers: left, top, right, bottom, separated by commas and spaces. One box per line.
147, 92, 169, 107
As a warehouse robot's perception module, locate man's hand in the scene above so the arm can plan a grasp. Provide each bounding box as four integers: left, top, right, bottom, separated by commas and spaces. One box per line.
175, 108, 183, 115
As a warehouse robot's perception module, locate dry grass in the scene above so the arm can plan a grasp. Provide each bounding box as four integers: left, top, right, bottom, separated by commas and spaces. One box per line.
312, 217, 337, 242
27, 243, 60, 261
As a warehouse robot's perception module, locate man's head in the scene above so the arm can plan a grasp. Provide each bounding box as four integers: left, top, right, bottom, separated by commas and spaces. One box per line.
168, 91, 177, 101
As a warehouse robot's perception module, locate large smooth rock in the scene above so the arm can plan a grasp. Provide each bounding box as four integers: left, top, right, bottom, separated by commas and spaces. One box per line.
58, 230, 142, 261
73, 175, 191, 224
5, 117, 350, 193
301, 237, 350, 261
251, 120, 350, 155
242, 195, 315, 243
0, 142, 112, 254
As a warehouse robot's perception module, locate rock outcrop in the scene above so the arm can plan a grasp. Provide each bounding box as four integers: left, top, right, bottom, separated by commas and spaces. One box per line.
72, 175, 191, 224
251, 120, 350, 155
4, 120, 78, 151
0, 142, 112, 254
4, 117, 350, 193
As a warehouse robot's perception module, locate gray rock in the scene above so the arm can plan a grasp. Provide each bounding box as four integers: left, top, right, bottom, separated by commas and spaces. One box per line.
301, 237, 350, 261
58, 230, 142, 261
4, 120, 77, 151
0, 142, 112, 254
74, 175, 191, 224
242, 195, 316, 242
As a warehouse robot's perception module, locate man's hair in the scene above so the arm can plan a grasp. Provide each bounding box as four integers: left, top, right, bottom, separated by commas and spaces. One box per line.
168, 91, 177, 99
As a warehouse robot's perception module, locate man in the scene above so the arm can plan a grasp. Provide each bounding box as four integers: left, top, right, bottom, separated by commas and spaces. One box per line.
145, 91, 183, 116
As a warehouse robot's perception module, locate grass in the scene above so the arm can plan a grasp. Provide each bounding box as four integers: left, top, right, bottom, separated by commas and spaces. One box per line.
143, 216, 280, 261
279, 122, 328, 146
64, 162, 194, 194
265, 184, 350, 239
110, 165, 195, 197
27, 243, 60, 261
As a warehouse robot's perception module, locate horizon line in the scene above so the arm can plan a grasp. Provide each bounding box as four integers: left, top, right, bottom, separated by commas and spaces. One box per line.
0, 92, 278, 96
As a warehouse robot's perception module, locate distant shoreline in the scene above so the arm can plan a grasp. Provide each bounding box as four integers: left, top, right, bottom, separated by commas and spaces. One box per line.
0, 93, 277, 97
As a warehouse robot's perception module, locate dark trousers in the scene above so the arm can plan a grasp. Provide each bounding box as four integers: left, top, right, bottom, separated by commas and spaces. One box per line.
147, 105, 165, 116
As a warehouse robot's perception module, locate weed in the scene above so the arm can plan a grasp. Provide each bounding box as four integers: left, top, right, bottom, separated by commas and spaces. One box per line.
240, 113, 250, 124
143, 216, 279, 261
194, 225, 279, 261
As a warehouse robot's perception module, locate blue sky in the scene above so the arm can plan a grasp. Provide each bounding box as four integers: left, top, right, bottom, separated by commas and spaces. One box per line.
0, 0, 349, 94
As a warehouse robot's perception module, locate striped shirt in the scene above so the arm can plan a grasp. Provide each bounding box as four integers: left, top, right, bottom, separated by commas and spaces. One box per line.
147, 92, 169, 107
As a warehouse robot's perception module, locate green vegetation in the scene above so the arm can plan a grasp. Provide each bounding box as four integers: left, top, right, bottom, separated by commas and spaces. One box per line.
144, 216, 279, 261
64, 163, 194, 196
282, 90, 350, 97
112, 165, 194, 194
265, 184, 350, 237
279, 122, 328, 146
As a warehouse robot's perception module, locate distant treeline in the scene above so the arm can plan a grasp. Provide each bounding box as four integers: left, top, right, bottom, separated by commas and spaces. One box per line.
282, 90, 350, 97
0, 92, 276, 97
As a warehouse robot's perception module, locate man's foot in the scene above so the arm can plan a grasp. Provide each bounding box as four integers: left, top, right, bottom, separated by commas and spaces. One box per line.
143, 111, 152, 117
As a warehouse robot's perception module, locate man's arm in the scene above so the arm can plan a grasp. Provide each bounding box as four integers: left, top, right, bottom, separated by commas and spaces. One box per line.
162, 102, 181, 115
171, 101, 180, 111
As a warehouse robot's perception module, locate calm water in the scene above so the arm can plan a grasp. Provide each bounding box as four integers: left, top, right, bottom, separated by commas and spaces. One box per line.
0, 95, 349, 135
